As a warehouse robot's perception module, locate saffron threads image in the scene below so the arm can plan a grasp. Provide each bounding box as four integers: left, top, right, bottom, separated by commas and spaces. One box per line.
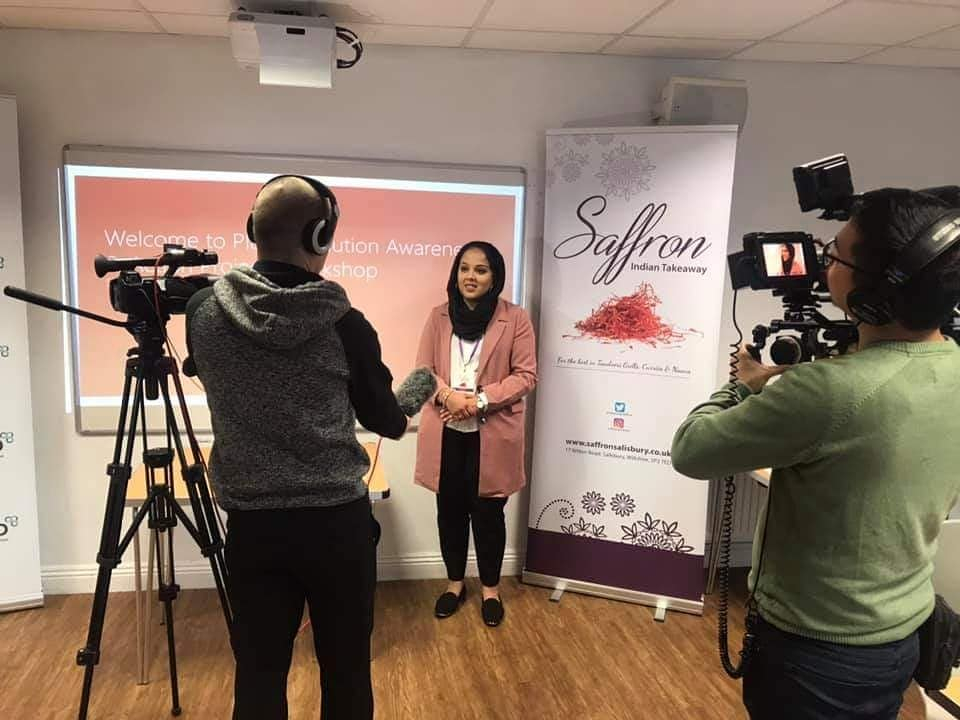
573, 284, 692, 347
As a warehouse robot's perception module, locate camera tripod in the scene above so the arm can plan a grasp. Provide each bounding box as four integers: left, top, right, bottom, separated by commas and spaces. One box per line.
3, 285, 232, 719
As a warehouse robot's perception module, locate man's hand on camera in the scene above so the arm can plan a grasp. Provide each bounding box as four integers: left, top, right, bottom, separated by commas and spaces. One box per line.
735, 345, 789, 393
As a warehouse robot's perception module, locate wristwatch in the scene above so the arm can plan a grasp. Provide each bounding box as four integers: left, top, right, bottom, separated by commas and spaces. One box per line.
476, 392, 489, 415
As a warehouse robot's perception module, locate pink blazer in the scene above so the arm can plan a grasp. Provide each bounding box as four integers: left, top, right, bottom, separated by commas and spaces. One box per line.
414, 299, 538, 497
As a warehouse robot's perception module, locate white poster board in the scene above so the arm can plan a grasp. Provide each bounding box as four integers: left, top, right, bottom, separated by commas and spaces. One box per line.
525, 126, 738, 613
0, 95, 43, 612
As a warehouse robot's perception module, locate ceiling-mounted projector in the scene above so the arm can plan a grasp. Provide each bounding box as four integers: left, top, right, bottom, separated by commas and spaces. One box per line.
229, 9, 360, 89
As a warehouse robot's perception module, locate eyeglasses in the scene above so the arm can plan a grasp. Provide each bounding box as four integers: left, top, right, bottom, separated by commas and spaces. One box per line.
821, 237, 862, 272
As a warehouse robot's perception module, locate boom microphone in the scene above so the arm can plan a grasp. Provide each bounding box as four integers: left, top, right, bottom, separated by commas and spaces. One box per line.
395, 367, 438, 417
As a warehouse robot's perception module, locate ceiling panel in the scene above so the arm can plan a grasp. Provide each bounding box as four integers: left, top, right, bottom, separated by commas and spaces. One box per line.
482, 0, 664, 34
153, 12, 229, 37
336, 0, 487, 27
778, 0, 960, 44
908, 24, 960, 49
855, 45, 960, 66
139, 0, 234, 13
733, 41, 882, 62
349, 23, 469, 47
0, 7, 156, 32
606, 35, 750, 58
633, 0, 843, 40
467, 29, 613, 53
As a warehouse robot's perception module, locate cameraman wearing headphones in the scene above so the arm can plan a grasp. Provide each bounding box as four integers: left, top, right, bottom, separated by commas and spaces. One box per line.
672, 188, 960, 720
185, 176, 407, 720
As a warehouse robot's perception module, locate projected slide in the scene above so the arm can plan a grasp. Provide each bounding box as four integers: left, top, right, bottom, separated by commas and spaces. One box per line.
62, 148, 524, 432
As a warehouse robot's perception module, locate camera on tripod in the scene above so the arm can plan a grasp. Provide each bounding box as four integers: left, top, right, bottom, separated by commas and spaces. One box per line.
95, 244, 218, 322
727, 155, 859, 364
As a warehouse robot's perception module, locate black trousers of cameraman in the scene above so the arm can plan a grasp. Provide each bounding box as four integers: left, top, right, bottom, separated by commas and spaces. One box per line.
225, 496, 376, 720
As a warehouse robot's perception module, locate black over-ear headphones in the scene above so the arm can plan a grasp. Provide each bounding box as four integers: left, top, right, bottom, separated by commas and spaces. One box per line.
847, 209, 960, 325
246, 174, 340, 256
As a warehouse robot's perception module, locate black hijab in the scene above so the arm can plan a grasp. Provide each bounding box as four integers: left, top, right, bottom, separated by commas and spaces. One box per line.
446, 241, 506, 341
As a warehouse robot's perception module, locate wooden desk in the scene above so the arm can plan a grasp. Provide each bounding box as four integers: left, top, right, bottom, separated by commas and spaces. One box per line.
123, 441, 389, 684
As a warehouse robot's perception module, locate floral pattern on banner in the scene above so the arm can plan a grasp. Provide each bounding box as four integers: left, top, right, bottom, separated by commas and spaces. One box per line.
595, 142, 656, 201
561, 516, 607, 539
554, 149, 590, 183
535, 498, 694, 554
581, 491, 605, 515
621, 513, 694, 553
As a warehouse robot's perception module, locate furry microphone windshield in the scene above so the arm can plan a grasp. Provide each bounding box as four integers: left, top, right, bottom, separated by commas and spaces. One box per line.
396, 367, 438, 417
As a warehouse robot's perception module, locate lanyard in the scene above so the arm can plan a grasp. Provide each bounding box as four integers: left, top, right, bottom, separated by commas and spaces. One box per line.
458, 337, 481, 368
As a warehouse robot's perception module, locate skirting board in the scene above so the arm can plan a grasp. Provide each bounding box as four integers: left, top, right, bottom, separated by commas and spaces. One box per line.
522, 570, 704, 616
0, 593, 44, 613
40, 551, 523, 596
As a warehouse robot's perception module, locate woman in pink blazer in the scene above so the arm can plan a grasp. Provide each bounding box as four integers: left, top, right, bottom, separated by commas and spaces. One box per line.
414, 241, 537, 627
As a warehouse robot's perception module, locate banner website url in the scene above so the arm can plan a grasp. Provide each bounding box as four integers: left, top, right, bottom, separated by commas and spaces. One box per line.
564, 439, 671, 459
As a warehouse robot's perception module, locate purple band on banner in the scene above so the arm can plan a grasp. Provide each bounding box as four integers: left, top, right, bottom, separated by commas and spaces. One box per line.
525, 528, 704, 601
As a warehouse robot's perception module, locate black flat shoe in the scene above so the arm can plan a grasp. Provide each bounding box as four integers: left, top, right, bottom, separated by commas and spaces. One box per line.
481, 597, 504, 627
434, 587, 466, 618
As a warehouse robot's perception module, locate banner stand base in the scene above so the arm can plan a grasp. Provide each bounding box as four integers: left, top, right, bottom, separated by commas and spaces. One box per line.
522, 570, 703, 619
0, 593, 44, 614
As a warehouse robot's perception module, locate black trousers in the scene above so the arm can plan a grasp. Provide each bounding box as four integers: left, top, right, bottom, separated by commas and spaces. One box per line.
743, 615, 920, 720
225, 496, 376, 720
437, 427, 508, 587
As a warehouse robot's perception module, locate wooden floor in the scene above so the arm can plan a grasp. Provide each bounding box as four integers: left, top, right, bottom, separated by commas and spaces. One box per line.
0, 573, 925, 720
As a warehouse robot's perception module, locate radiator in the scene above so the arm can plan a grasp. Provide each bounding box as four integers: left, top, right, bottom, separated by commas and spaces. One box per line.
705, 474, 768, 565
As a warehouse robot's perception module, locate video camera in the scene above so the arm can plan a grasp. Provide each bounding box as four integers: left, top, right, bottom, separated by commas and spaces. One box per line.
95, 244, 218, 326
727, 155, 859, 364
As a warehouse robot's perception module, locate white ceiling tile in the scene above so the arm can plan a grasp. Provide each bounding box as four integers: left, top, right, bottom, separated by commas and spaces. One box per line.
467, 29, 613, 53
139, 0, 233, 13
633, 0, 843, 41
778, 1, 960, 44
855, 45, 960, 66
605, 36, 750, 59
153, 12, 228, 36
349, 24, 469, 47
909, 24, 960, 49
336, 1, 487, 27
733, 41, 882, 62
0, 7, 156, 32
0, 0, 138, 7
482, 0, 664, 34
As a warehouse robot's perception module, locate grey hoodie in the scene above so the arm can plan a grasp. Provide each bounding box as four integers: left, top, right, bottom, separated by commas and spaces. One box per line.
187, 266, 372, 510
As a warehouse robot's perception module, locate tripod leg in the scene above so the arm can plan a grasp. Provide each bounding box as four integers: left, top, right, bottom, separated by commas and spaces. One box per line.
77, 371, 143, 720
162, 370, 232, 628
156, 517, 182, 716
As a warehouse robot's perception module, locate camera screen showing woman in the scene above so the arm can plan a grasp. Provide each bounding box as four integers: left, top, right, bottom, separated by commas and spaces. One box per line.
764, 243, 807, 277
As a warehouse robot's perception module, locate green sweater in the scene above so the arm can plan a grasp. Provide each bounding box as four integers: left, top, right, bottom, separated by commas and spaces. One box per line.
672, 340, 960, 645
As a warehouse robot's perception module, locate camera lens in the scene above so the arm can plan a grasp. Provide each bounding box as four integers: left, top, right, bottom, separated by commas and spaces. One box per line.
770, 336, 803, 365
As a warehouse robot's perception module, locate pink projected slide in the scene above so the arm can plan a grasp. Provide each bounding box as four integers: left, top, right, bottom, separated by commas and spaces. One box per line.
64, 169, 523, 407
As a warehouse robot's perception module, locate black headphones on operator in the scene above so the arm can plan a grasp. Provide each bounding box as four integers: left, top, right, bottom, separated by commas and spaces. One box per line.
846, 209, 960, 325
246, 174, 339, 255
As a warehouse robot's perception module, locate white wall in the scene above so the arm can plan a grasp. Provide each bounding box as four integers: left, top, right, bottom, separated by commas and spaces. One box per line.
1, 28, 959, 592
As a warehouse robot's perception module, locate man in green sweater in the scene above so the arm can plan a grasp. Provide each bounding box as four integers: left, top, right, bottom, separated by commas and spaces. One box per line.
672, 187, 960, 720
